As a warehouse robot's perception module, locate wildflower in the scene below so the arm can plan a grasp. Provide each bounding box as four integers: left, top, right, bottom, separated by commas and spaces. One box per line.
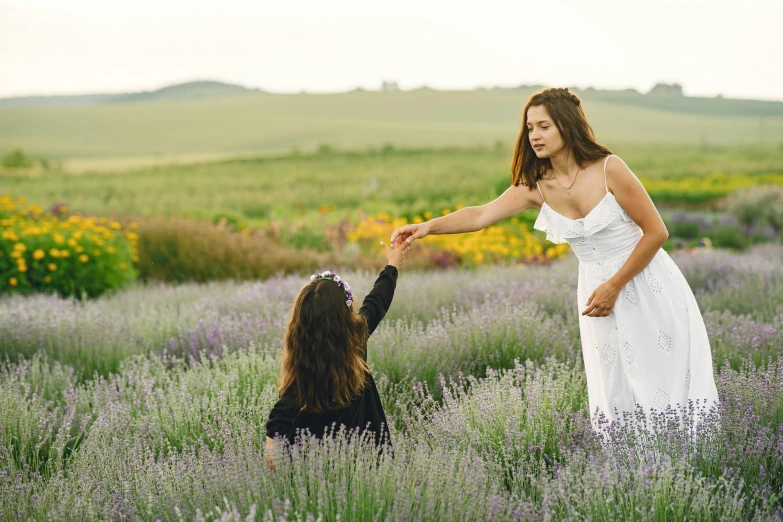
79, 254, 89, 263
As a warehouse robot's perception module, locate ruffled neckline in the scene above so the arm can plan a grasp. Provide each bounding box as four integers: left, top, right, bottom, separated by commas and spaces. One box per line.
533, 192, 633, 244
542, 192, 613, 222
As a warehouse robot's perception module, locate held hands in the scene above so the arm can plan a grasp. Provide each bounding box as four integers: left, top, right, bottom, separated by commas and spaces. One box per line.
380, 237, 412, 268
390, 222, 431, 246
582, 281, 621, 317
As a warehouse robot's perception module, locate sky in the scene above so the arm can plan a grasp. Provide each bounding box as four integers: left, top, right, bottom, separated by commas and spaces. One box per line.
1, 0, 782, 101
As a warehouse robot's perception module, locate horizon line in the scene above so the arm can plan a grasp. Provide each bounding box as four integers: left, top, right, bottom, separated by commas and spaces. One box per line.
2, 78, 783, 104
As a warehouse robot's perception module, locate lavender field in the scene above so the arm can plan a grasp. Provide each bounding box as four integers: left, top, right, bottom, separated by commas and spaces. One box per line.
1, 245, 782, 521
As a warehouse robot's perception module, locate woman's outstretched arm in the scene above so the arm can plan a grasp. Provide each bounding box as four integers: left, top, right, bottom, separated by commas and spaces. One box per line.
390, 183, 534, 245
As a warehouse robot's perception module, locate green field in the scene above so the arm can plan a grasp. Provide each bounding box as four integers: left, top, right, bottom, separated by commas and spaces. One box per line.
2, 87, 783, 171
2, 145, 782, 231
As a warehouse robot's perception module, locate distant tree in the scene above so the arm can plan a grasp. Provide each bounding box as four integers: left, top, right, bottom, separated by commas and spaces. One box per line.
648, 82, 684, 96
381, 80, 399, 91
2, 148, 34, 169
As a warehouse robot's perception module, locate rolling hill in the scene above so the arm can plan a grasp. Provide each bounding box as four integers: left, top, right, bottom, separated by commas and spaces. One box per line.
1, 82, 782, 170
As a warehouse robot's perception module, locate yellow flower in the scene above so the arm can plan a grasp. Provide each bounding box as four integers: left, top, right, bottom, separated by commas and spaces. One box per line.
13, 243, 26, 252
11, 251, 22, 259
8, 277, 17, 286
129, 222, 138, 229
75, 246, 84, 253
79, 254, 89, 263
67, 238, 78, 247
47, 263, 57, 271
60, 250, 70, 258
106, 246, 116, 254
49, 248, 61, 258
53, 233, 65, 245
33, 249, 45, 260
44, 276, 51, 283
93, 249, 100, 256
119, 263, 127, 269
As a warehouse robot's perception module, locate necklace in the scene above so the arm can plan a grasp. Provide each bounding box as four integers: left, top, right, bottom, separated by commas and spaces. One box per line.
553, 162, 579, 195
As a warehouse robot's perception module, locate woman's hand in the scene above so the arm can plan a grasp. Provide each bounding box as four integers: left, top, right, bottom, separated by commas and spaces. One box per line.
390, 222, 431, 246
582, 281, 621, 317
380, 237, 412, 268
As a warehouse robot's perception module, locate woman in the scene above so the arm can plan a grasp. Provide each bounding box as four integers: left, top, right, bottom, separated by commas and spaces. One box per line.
390, 87, 719, 431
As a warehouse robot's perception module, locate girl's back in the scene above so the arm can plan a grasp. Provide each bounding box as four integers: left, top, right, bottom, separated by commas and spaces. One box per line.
265, 264, 399, 446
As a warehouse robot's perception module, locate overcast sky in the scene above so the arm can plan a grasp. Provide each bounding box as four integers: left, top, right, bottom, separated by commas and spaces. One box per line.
1, 0, 781, 101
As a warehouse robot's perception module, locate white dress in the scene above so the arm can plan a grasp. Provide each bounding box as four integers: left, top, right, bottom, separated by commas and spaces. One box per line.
533, 155, 720, 432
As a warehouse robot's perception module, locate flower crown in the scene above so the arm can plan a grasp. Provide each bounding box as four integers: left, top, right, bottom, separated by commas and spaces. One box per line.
310, 271, 354, 307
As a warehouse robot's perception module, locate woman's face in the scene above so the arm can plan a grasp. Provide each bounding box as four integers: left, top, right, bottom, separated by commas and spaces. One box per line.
526, 105, 564, 158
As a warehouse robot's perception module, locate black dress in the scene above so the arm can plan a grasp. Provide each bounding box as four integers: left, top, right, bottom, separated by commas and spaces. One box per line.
265, 264, 398, 447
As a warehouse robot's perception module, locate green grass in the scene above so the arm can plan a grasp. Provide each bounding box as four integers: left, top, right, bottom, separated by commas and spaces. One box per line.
1, 88, 782, 168
2, 145, 783, 233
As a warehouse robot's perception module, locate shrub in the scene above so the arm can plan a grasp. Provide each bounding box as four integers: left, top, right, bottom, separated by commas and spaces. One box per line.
0, 195, 137, 299
135, 217, 332, 283
712, 225, 746, 249
719, 184, 783, 236
2, 148, 34, 169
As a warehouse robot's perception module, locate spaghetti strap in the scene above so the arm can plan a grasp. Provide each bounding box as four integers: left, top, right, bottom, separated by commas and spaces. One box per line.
535, 181, 546, 203
603, 155, 614, 194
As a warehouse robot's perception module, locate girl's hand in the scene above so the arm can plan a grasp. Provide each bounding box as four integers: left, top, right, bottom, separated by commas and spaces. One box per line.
390, 222, 431, 246
380, 238, 412, 268
582, 281, 621, 317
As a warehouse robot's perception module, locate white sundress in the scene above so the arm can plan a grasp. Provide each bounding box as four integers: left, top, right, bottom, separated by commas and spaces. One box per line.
533, 155, 720, 432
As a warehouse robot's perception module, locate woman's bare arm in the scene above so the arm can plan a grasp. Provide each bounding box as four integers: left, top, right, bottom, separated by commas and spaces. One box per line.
391, 183, 535, 244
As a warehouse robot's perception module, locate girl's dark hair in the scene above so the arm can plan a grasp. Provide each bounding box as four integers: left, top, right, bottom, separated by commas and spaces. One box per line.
279, 278, 369, 413
510, 87, 612, 188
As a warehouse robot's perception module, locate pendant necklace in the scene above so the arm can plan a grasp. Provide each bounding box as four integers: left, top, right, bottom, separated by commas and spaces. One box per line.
553, 163, 579, 194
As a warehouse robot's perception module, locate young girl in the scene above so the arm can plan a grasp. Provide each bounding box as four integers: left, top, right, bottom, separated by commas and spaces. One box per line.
265, 239, 410, 463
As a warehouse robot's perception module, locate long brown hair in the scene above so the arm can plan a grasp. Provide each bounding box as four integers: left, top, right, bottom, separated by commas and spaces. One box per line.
510, 87, 612, 188
278, 277, 370, 413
